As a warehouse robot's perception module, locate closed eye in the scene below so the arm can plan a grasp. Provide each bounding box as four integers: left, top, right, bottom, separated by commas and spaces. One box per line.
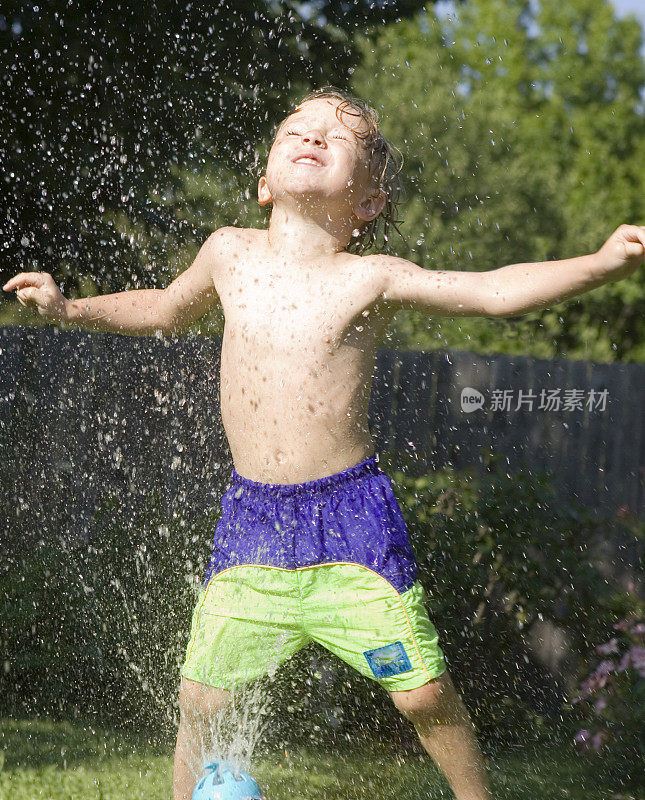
284, 128, 352, 141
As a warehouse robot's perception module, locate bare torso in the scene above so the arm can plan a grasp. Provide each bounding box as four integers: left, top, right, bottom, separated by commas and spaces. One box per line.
213, 228, 394, 483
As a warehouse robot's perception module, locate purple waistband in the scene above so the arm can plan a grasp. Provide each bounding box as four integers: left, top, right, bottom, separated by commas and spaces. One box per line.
230, 452, 382, 497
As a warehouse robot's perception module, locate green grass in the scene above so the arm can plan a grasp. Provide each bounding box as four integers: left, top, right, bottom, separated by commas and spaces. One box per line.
0, 717, 638, 800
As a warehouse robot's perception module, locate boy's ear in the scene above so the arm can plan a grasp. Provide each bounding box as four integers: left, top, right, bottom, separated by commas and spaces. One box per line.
354, 189, 386, 223
258, 176, 273, 207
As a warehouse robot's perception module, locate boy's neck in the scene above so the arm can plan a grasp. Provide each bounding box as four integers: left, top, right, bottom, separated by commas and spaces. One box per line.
266, 203, 355, 262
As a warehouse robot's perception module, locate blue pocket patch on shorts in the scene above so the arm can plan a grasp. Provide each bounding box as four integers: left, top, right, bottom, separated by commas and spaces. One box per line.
363, 641, 412, 678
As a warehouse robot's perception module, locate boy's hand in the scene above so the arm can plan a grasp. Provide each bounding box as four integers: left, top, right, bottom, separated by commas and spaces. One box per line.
2, 271, 70, 322
595, 224, 645, 281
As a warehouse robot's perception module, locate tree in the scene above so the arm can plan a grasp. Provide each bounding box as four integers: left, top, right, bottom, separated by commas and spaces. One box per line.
0, 0, 431, 312
352, 0, 645, 361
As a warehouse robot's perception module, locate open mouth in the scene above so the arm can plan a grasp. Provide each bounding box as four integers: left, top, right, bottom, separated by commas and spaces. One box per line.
292, 154, 324, 167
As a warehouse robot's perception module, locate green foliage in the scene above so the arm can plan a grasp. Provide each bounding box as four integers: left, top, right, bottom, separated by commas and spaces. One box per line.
352, 0, 645, 361
0, 489, 218, 735
376, 450, 641, 743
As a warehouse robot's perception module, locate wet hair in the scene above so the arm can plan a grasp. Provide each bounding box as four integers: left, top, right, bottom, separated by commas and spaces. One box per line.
273, 86, 405, 255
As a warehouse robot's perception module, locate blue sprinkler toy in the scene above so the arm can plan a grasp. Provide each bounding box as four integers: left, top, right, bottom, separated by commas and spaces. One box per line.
192, 760, 265, 800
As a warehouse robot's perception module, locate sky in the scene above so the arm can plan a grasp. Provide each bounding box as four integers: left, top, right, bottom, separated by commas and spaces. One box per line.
607, 1, 645, 57
614, 0, 645, 26
610, 1, 645, 57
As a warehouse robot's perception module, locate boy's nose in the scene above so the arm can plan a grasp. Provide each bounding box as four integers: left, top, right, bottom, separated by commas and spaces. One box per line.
301, 130, 326, 146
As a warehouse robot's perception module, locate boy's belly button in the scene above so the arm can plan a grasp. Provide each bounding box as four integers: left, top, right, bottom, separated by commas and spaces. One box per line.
274, 450, 287, 464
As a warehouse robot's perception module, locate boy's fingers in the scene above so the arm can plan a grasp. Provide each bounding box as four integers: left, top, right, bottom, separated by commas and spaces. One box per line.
16, 288, 34, 306
4, 275, 26, 291
625, 242, 644, 259
623, 224, 645, 240
622, 226, 645, 251
3, 272, 48, 291
2, 274, 24, 290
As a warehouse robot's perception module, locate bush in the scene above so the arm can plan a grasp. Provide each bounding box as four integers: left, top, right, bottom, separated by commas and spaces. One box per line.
0, 488, 218, 736
378, 450, 640, 745
570, 595, 645, 790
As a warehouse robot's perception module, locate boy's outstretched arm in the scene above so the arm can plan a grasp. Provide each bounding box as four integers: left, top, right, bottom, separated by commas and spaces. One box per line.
2, 228, 230, 335
373, 224, 645, 318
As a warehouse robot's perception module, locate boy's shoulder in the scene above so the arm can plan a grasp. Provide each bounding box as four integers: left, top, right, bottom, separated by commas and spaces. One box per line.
207, 225, 260, 248
201, 226, 264, 273
360, 252, 418, 288
362, 252, 416, 271
207, 225, 269, 260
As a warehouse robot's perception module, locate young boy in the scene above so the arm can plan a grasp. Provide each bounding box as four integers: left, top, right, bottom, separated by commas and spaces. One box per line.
4, 87, 644, 800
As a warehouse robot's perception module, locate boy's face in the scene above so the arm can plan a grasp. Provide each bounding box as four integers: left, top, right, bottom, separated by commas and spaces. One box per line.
258, 98, 385, 226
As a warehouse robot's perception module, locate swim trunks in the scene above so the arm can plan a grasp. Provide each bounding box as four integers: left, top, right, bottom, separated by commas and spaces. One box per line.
181, 453, 446, 691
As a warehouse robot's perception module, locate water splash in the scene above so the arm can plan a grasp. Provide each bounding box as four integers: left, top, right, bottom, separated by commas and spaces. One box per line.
197, 685, 271, 779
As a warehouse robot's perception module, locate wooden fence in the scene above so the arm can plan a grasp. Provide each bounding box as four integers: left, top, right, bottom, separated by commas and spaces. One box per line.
1, 325, 644, 547
370, 346, 645, 518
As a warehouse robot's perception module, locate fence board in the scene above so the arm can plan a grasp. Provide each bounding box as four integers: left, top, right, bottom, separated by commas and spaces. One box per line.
522, 359, 552, 476
621, 364, 645, 516
582, 362, 612, 509
393, 350, 431, 453
563, 359, 591, 507
0, 328, 38, 449
540, 358, 571, 500
605, 364, 630, 513
429, 351, 455, 470
369, 349, 398, 451
166, 335, 227, 518
488, 354, 515, 468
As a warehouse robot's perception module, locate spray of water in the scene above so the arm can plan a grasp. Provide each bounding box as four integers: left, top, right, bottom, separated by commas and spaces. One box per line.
197, 685, 271, 779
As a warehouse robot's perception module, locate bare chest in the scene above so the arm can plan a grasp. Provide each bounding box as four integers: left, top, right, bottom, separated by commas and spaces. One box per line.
216, 256, 390, 355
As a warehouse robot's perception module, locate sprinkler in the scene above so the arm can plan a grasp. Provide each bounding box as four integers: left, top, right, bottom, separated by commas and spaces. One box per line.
192, 760, 265, 800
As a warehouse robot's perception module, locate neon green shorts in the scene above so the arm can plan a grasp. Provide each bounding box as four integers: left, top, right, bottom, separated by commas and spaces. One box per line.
181, 563, 447, 692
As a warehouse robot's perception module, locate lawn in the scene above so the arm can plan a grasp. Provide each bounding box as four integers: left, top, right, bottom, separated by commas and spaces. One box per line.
0, 717, 638, 800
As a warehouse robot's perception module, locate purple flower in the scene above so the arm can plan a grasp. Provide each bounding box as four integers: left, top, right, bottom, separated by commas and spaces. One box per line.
630, 647, 645, 670
630, 622, 645, 636
614, 620, 630, 632
593, 696, 607, 713
594, 659, 615, 677
590, 730, 608, 751
617, 651, 631, 673
579, 672, 608, 695
596, 638, 619, 655
574, 729, 591, 745
574, 728, 608, 753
